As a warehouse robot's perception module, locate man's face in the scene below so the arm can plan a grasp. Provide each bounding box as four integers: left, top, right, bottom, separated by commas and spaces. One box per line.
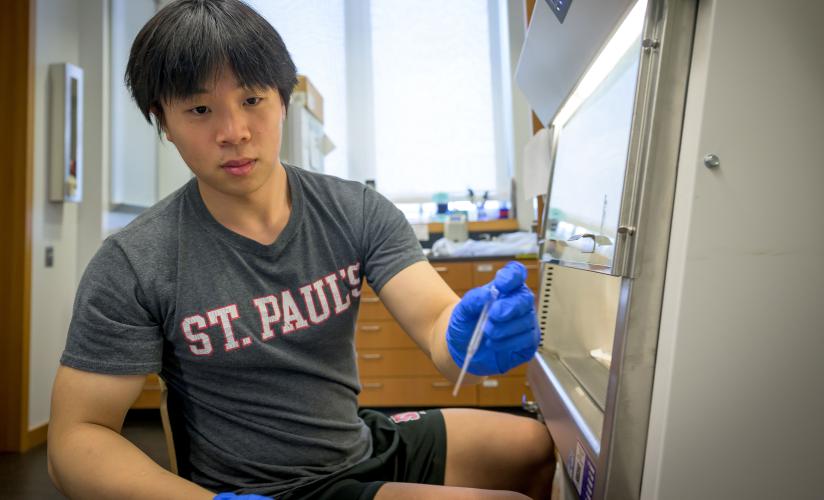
161, 69, 285, 199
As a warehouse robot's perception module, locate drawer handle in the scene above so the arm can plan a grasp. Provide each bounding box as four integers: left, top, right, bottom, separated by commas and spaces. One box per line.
431, 381, 452, 388
362, 297, 380, 304
360, 325, 382, 332
363, 382, 384, 389
433, 266, 449, 273
361, 353, 383, 360
476, 264, 494, 272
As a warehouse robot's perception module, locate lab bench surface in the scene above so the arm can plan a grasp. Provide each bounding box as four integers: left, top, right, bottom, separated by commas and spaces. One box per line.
132, 256, 538, 409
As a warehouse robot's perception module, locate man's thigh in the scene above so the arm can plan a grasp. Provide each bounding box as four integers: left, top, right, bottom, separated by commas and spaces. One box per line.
441, 408, 555, 499
375, 482, 530, 499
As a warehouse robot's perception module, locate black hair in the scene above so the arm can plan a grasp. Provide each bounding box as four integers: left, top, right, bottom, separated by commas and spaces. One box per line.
125, 0, 298, 133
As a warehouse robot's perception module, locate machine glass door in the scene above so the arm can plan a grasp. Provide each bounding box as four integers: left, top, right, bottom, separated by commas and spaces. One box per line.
542, 29, 643, 275
533, 264, 622, 455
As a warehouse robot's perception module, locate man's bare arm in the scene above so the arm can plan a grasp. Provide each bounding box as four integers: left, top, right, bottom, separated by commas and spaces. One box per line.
378, 261, 481, 384
48, 365, 215, 500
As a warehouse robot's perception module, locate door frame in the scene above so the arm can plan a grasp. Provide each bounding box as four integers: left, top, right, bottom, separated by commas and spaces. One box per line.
0, 0, 35, 453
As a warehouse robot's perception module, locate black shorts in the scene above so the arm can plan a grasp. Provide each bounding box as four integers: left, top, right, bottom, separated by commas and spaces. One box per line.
280, 409, 447, 500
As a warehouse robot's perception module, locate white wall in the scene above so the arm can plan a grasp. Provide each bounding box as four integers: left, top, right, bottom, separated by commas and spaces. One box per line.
109, 0, 157, 207
30, 0, 114, 429
642, 1, 824, 498
76, 0, 110, 282
29, 0, 83, 429
506, 0, 538, 230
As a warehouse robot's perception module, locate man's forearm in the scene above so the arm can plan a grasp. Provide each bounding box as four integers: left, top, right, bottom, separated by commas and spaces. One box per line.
49, 422, 214, 500
428, 301, 482, 385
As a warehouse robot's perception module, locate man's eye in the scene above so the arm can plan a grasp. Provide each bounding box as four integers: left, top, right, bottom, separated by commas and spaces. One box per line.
245, 97, 263, 106
190, 106, 209, 115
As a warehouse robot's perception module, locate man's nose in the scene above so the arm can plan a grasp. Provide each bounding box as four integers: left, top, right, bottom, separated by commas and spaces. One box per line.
215, 109, 251, 145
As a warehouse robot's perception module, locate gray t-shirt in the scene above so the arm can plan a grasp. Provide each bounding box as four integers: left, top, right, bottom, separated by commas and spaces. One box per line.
61, 164, 426, 495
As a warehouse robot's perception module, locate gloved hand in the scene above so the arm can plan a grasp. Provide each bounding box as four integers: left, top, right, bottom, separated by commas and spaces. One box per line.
446, 261, 540, 376
214, 493, 273, 500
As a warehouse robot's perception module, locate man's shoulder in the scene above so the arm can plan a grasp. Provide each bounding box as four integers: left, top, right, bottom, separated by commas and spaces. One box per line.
107, 181, 190, 257
286, 164, 366, 203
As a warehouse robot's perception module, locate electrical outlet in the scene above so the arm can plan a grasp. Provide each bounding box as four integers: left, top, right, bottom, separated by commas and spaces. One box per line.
45, 246, 54, 267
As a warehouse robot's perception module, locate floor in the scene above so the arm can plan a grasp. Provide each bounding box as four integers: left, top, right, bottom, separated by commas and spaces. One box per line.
0, 410, 170, 499
0, 407, 534, 499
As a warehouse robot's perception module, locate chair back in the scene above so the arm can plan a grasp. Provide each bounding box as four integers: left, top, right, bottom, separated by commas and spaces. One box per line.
158, 377, 193, 479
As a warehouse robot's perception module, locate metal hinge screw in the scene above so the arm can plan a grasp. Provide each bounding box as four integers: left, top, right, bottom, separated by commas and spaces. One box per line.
522, 395, 544, 422
704, 153, 721, 168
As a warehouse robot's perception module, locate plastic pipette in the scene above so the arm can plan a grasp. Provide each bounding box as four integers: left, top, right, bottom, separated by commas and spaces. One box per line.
452, 286, 500, 396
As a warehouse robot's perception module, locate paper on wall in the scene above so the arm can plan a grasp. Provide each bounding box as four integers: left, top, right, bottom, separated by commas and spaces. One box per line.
522, 127, 553, 200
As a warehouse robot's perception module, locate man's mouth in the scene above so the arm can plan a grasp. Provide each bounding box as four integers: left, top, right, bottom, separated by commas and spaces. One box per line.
221, 158, 256, 176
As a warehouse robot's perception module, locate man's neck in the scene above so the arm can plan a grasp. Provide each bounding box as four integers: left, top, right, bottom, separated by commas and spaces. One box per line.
198, 162, 292, 245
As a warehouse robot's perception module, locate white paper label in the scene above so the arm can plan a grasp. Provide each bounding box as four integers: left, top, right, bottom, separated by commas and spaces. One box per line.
412, 223, 430, 241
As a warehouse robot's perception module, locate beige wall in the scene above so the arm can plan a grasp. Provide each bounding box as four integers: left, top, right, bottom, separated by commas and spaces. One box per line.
505, 0, 536, 231
29, 0, 111, 429
29, 0, 82, 430
643, 0, 824, 497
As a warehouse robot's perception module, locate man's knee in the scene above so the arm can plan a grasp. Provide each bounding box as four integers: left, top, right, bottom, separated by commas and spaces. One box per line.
501, 491, 532, 500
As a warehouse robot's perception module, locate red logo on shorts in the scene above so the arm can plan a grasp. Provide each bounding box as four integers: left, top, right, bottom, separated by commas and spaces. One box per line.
390, 411, 424, 423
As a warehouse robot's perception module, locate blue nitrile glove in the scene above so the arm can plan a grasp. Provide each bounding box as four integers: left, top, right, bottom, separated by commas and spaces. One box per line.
446, 261, 540, 376
214, 493, 273, 500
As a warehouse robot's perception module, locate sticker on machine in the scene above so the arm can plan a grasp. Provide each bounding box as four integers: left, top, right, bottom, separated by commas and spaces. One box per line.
572, 440, 596, 500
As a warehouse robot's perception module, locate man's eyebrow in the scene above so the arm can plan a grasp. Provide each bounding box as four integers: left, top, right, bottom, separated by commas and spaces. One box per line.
186, 88, 210, 97
175, 84, 263, 102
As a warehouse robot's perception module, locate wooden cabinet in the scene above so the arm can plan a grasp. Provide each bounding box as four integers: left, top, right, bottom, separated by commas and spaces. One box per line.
359, 377, 477, 406
429, 261, 473, 292
355, 320, 417, 349
471, 259, 540, 291
132, 374, 162, 409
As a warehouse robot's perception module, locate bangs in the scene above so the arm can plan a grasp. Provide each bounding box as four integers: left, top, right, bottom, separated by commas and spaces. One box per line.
126, 0, 297, 131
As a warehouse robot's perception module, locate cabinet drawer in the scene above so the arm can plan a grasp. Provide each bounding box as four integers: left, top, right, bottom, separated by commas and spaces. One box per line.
472, 260, 540, 290
357, 349, 440, 377
359, 377, 476, 406
355, 321, 417, 349
502, 361, 529, 377
430, 262, 473, 292
358, 295, 392, 320
477, 376, 533, 407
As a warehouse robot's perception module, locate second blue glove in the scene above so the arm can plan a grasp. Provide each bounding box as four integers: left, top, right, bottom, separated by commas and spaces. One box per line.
446, 261, 540, 376
214, 493, 273, 499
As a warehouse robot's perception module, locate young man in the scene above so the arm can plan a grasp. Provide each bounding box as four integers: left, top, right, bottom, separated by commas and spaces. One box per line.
47, 1, 555, 498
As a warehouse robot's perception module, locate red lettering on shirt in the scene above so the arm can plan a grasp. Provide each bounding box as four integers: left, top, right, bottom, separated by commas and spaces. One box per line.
180, 260, 364, 356
299, 279, 331, 325
324, 272, 351, 314
207, 304, 242, 352
252, 295, 281, 340
281, 290, 309, 334
181, 314, 213, 356
346, 262, 362, 298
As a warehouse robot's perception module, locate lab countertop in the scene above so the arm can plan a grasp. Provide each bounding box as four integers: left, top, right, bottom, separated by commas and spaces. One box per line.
426, 253, 538, 262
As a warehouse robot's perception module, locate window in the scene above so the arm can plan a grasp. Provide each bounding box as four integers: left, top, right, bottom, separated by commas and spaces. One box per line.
368, 0, 510, 202
249, 0, 514, 202
245, 1, 348, 180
